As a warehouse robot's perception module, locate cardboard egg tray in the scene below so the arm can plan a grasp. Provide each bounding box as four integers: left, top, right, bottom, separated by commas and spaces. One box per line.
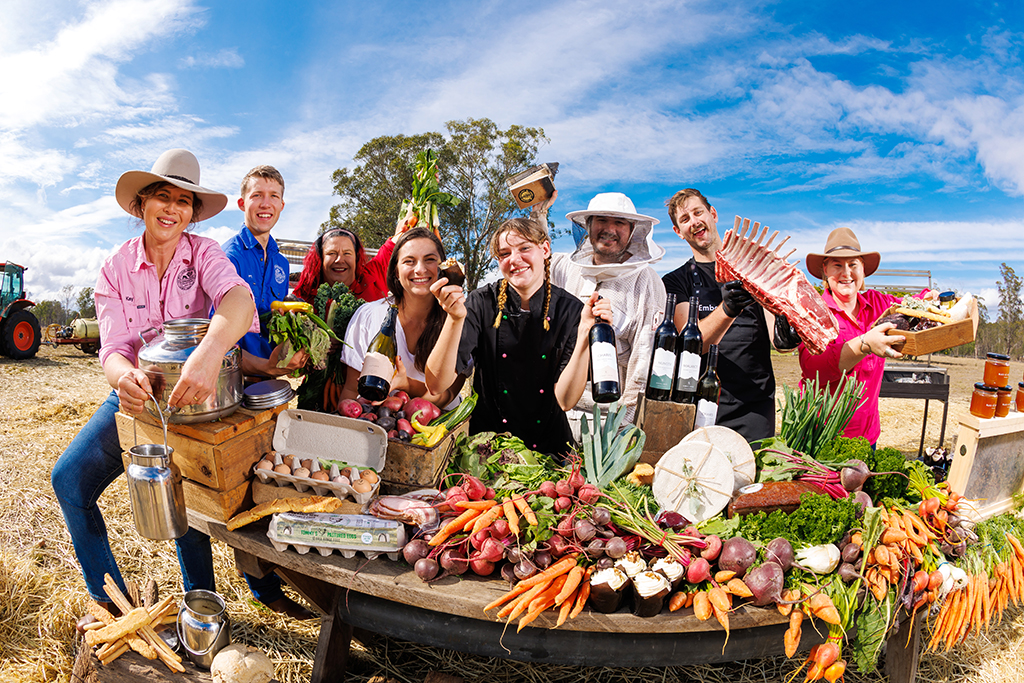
266, 511, 406, 561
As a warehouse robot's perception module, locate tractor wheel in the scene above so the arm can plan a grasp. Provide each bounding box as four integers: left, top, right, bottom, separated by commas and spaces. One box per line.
3, 310, 41, 359
79, 342, 99, 355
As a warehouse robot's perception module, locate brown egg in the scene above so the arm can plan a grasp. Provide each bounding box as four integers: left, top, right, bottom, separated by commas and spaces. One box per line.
360, 469, 379, 484
352, 478, 372, 493
311, 470, 330, 482
273, 463, 291, 475
255, 460, 274, 471
281, 455, 295, 468
339, 467, 353, 480
300, 458, 314, 471
293, 467, 311, 479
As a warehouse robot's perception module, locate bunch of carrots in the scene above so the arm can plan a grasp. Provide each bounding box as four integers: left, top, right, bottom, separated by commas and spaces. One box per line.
928, 532, 1024, 652
484, 555, 591, 631
861, 506, 938, 600
428, 495, 536, 548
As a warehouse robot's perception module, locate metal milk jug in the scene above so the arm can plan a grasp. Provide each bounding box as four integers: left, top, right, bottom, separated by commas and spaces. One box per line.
177, 589, 231, 669
125, 443, 188, 540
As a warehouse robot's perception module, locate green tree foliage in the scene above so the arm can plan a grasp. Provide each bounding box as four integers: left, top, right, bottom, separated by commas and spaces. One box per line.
997, 263, 1023, 358
32, 300, 67, 326
323, 118, 551, 291
76, 286, 96, 319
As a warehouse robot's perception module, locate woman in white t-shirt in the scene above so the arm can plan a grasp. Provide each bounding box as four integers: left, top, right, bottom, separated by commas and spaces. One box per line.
341, 227, 462, 409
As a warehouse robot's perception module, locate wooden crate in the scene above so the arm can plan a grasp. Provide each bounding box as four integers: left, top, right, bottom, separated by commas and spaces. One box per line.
882, 300, 979, 357
634, 393, 695, 466
381, 418, 471, 494
115, 405, 285, 492
947, 412, 1024, 520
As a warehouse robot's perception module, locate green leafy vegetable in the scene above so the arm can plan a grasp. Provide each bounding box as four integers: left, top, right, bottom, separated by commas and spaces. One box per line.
778, 373, 863, 458
581, 403, 645, 489
739, 492, 858, 547
864, 446, 908, 501
816, 436, 872, 465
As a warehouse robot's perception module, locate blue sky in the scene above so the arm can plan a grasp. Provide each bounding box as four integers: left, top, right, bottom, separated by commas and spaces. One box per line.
3, 0, 1023, 316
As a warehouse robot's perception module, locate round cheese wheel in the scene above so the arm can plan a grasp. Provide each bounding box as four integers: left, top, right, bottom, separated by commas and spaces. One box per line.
681, 425, 756, 494
652, 441, 733, 524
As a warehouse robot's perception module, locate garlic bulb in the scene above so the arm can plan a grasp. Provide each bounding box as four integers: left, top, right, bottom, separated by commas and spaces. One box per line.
795, 544, 841, 574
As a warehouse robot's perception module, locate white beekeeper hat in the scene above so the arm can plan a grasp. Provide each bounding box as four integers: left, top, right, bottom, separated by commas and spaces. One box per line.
565, 192, 660, 233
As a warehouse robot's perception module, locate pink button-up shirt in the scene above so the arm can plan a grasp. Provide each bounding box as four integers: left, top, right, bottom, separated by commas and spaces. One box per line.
96, 233, 258, 367
798, 288, 899, 445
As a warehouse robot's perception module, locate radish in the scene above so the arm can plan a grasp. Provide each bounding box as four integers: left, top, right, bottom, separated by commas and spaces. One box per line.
686, 557, 711, 584
476, 537, 506, 563
568, 469, 586, 491
701, 535, 722, 562
490, 519, 510, 539
470, 529, 491, 551
555, 479, 573, 498
460, 475, 486, 501
577, 484, 600, 505
338, 399, 362, 419
554, 496, 572, 512
469, 558, 496, 576
441, 486, 468, 512
439, 547, 468, 575
538, 481, 558, 499
556, 514, 576, 538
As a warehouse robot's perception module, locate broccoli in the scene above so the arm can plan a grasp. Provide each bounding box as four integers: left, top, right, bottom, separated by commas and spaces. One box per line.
817, 436, 872, 466
865, 446, 908, 501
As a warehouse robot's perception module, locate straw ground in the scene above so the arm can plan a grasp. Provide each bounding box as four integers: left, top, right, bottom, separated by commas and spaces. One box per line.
2, 345, 1023, 682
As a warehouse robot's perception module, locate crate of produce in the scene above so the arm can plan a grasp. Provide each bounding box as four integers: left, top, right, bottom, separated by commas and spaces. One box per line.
382, 417, 471, 494
877, 296, 979, 357
115, 404, 286, 492
252, 409, 387, 505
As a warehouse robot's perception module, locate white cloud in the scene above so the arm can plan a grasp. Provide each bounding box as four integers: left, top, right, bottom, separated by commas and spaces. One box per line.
179, 48, 244, 70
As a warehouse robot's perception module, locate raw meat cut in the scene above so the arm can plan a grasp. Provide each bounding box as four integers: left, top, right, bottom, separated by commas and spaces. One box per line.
715, 217, 838, 355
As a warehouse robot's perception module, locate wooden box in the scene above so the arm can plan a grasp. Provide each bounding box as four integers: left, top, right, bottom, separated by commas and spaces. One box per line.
634, 393, 695, 466
381, 417, 471, 494
506, 163, 558, 209
115, 405, 285, 492
883, 300, 979, 357
947, 412, 1024, 520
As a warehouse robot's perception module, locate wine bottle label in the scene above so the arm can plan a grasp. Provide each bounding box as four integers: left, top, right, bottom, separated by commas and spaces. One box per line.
591, 341, 618, 385
675, 350, 700, 391
359, 351, 395, 380
695, 399, 718, 428
649, 348, 675, 390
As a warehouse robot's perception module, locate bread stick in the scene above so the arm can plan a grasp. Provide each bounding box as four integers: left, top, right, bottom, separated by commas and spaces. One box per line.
895, 307, 952, 324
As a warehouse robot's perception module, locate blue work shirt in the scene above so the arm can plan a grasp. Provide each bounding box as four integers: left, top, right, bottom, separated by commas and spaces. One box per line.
221, 225, 290, 360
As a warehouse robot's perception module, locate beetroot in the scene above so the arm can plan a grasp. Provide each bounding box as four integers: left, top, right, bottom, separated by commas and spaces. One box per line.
461, 475, 486, 500
577, 484, 600, 505
402, 539, 430, 565
439, 548, 468, 575
555, 479, 574, 498
415, 558, 439, 581
765, 537, 794, 572
840, 459, 870, 492
339, 399, 362, 419
470, 529, 491, 551
406, 397, 441, 423
546, 534, 570, 557
442, 486, 468, 512
568, 469, 586, 491
718, 536, 756, 578
852, 490, 872, 516
556, 514, 576, 538
686, 557, 711, 584
744, 561, 784, 606
476, 537, 505, 563
469, 558, 496, 576
538, 481, 558, 499
554, 496, 572, 512
533, 549, 553, 569
701, 534, 722, 562
604, 536, 627, 559
490, 519, 510, 539
573, 519, 596, 542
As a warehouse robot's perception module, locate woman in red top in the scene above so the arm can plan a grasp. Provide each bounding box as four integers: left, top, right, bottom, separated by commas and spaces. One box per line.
293, 223, 406, 303
799, 228, 907, 444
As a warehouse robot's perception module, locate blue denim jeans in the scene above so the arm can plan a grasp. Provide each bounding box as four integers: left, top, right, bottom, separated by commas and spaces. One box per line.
51, 390, 215, 602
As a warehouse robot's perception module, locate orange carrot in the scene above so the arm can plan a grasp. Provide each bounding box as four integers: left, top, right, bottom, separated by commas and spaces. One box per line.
808, 592, 841, 626
556, 587, 577, 627
484, 555, 578, 612
503, 499, 520, 536
512, 495, 538, 525
470, 504, 504, 535
499, 582, 548, 620
693, 591, 713, 621
429, 508, 480, 546
454, 500, 498, 510
518, 596, 556, 632
529, 575, 568, 612
555, 566, 586, 605
569, 575, 591, 619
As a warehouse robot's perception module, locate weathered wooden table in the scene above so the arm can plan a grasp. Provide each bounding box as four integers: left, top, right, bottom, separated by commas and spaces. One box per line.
189, 512, 923, 683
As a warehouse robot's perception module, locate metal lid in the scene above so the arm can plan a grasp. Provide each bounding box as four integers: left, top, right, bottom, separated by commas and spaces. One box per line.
242, 378, 294, 410
974, 382, 998, 392
986, 352, 1010, 361
939, 291, 955, 301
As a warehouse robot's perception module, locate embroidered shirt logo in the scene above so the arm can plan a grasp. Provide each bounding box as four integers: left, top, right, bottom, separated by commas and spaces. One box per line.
177, 267, 197, 292
274, 265, 287, 285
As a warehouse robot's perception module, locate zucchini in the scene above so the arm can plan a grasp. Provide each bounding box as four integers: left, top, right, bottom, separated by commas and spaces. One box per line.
430, 390, 478, 429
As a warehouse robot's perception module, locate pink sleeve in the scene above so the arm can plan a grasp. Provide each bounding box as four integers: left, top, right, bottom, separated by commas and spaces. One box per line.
95, 261, 135, 367
194, 238, 259, 333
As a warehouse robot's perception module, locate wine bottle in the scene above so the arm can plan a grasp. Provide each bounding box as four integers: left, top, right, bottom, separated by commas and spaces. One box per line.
589, 298, 619, 403
644, 293, 677, 401
358, 304, 398, 402
694, 343, 721, 428
672, 295, 703, 404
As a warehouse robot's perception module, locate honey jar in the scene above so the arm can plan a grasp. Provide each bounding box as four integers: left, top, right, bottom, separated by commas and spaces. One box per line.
984, 353, 1010, 388
996, 385, 1013, 418
970, 383, 998, 419
1017, 382, 1024, 413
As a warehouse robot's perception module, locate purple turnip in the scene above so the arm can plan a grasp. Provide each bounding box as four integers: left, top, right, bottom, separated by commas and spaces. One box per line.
744, 561, 784, 606
533, 550, 553, 569
604, 536, 627, 559
514, 559, 538, 580
402, 539, 430, 565
590, 507, 612, 526
586, 538, 606, 559
718, 536, 757, 578
574, 519, 596, 542
765, 537, 794, 572
415, 557, 439, 581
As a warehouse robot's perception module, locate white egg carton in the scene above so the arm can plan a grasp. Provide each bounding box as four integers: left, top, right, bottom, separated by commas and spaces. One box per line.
253, 409, 388, 506
266, 511, 406, 561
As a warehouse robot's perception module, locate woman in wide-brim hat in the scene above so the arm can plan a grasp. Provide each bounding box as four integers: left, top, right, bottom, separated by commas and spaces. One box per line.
798, 226, 934, 444
52, 149, 258, 626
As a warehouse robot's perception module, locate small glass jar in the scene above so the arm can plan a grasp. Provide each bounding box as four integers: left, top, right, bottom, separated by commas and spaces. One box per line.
1017, 382, 1024, 413
984, 353, 1011, 388
996, 385, 1013, 418
939, 291, 956, 309
970, 383, 998, 419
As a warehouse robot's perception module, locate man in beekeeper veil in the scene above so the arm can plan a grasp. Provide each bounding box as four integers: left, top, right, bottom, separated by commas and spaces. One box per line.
533, 191, 667, 429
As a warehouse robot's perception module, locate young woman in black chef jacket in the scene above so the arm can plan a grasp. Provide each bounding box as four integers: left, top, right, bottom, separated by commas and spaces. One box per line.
426, 217, 610, 458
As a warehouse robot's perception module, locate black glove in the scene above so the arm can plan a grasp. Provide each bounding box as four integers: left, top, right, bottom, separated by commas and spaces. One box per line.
721, 280, 754, 318
773, 314, 802, 350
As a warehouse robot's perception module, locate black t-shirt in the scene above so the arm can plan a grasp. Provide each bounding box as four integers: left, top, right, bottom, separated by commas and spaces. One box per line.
662, 260, 775, 436
457, 280, 583, 458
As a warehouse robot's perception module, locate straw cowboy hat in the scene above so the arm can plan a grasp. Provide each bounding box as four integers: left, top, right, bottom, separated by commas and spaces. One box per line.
565, 192, 660, 232
115, 149, 228, 221
805, 227, 881, 280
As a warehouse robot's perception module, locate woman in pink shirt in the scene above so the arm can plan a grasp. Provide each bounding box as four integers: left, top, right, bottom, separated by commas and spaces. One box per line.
52, 149, 256, 627
798, 227, 936, 445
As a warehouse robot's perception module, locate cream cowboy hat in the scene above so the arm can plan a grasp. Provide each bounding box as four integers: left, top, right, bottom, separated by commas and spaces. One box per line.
805, 227, 881, 280
115, 149, 228, 221
565, 192, 660, 231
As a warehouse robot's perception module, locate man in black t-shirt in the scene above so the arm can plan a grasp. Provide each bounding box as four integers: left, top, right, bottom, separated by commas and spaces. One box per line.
661, 188, 799, 442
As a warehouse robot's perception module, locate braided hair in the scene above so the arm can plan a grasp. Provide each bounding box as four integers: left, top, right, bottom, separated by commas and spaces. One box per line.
489, 217, 552, 332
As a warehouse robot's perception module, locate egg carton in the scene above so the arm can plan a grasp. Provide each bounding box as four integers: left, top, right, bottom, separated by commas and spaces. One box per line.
253, 454, 380, 506
266, 511, 405, 561
265, 538, 399, 561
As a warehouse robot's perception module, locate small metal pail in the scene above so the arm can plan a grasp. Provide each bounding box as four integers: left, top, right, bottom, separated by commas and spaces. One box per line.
177, 589, 231, 669
125, 443, 188, 540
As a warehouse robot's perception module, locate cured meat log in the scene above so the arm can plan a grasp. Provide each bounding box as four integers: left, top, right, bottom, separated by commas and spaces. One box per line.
715, 216, 838, 355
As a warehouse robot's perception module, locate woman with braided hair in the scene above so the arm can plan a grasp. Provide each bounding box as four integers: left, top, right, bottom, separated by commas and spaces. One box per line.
426, 217, 610, 459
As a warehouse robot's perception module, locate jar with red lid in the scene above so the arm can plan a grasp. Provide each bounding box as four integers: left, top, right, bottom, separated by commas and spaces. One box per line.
970, 383, 998, 419
984, 353, 1010, 388
996, 385, 1013, 418
1017, 382, 1024, 413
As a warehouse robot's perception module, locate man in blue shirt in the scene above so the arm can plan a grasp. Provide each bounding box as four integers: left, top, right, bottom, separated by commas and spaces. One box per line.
221, 166, 312, 619
222, 165, 306, 378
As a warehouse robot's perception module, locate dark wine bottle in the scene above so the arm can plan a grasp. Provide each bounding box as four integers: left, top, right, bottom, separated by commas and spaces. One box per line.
673, 295, 703, 404
644, 293, 677, 401
357, 304, 398, 402
589, 299, 619, 404
694, 343, 721, 428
